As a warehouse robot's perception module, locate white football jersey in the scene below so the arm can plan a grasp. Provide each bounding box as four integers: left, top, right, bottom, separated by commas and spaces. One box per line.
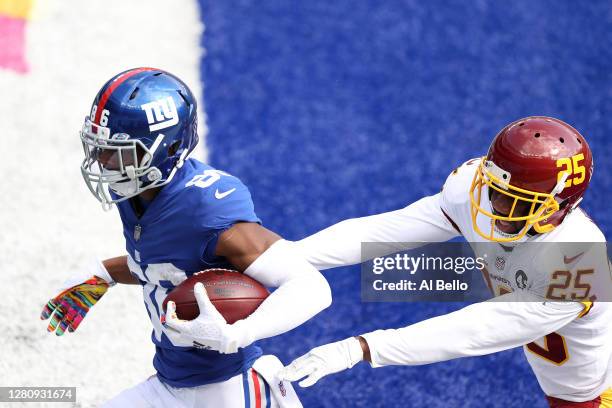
296, 157, 612, 402
440, 158, 612, 401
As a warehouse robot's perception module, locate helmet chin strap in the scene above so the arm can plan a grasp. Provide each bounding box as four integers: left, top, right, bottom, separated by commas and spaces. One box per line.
532, 172, 570, 234
125, 165, 137, 180
491, 221, 530, 246
107, 164, 166, 202
97, 148, 190, 209
552, 172, 569, 195
160, 149, 189, 186
571, 197, 583, 211
109, 179, 141, 197
108, 165, 142, 197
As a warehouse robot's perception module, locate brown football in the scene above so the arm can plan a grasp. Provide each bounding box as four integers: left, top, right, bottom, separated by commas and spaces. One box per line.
162, 269, 269, 324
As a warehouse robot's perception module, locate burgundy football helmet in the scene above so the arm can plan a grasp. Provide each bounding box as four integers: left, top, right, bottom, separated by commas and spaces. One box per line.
470, 116, 593, 242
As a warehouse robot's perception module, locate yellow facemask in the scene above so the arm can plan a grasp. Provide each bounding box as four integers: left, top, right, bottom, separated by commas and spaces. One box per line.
469, 157, 566, 242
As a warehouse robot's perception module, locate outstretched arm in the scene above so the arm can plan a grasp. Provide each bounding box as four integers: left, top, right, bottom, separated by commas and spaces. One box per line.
295, 193, 459, 270
359, 292, 585, 367
280, 291, 587, 387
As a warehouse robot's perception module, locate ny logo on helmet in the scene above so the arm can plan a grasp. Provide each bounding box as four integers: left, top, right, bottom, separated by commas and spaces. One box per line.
141, 97, 179, 132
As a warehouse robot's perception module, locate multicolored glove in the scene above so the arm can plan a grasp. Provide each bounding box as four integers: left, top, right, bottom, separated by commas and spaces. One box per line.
41, 259, 115, 336
40, 276, 110, 336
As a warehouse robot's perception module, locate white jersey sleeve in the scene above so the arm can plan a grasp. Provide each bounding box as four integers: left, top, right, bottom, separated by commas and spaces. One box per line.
294, 193, 460, 270
361, 291, 585, 367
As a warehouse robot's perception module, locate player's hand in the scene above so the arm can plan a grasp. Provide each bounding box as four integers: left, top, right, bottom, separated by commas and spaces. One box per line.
279, 337, 364, 387
162, 282, 246, 354
40, 275, 110, 336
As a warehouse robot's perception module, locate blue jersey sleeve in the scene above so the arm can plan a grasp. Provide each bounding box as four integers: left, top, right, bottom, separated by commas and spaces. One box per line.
190, 170, 261, 264
198, 172, 261, 229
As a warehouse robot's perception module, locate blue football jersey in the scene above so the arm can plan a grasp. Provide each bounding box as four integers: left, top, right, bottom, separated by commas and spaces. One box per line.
114, 159, 263, 387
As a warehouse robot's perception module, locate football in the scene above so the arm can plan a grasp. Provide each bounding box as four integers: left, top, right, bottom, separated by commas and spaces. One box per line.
162, 269, 269, 324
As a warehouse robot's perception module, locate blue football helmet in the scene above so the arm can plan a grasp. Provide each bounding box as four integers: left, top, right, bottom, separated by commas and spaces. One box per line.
80, 67, 199, 209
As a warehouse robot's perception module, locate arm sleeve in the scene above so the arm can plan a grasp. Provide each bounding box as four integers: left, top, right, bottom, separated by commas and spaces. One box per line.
294, 193, 460, 270
199, 175, 262, 264
361, 291, 586, 367
232, 239, 332, 346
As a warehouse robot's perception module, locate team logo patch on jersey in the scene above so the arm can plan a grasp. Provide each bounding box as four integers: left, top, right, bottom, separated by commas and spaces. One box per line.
141, 96, 179, 132
495, 256, 506, 270
515, 270, 528, 289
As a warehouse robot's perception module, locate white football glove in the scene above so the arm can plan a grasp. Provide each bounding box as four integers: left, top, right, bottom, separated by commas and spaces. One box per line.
162, 282, 251, 354
279, 337, 364, 387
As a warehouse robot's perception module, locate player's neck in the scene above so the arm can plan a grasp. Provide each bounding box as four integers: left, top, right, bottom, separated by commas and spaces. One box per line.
138, 187, 162, 202
130, 187, 162, 219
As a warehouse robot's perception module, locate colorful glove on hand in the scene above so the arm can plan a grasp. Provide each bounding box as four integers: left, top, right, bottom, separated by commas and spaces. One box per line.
40, 276, 110, 336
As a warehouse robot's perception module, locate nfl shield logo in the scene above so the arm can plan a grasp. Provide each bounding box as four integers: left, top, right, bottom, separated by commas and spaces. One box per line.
495, 256, 506, 270
279, 381, 287, 397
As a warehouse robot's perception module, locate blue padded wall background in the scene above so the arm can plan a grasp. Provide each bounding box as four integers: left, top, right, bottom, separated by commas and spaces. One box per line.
198, 1, 611, 406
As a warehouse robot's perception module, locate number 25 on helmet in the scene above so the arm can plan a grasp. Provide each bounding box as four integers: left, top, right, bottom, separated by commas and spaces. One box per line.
80, 67, 199, 210
470, 116, 593, 242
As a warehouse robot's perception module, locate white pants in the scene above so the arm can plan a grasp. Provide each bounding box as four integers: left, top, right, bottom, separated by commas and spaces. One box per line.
102, 355, 302, 408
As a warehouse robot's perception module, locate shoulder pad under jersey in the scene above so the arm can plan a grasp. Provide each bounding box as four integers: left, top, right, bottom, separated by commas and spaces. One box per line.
440, 157, 481, 219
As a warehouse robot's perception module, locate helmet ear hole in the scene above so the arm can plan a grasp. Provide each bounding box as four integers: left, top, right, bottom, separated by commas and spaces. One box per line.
168, 140, 181, 157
